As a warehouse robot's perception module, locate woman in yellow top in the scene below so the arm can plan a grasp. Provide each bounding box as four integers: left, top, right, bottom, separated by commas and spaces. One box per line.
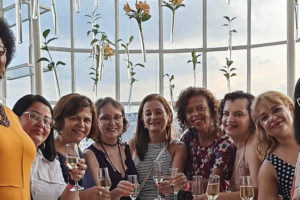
0, 18, 36, 200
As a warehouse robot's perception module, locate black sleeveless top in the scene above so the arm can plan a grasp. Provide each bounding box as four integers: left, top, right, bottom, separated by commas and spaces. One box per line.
266, 154, 295, 200
84, 143, 138, 200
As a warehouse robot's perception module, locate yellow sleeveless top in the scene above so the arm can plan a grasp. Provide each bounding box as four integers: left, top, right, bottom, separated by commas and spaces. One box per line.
0, 106, 36, 200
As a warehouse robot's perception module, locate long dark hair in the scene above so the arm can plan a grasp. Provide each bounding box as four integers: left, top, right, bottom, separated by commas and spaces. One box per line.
0, 18, 15, 68
295, 78, 300, 144
13, 94, 56, 162
134, 94, 173, 160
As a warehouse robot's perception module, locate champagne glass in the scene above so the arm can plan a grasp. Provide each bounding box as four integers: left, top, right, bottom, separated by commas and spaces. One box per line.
98, 167, 112, 191
66, 143, 84, 191
153, 160, 164, 200
127, 175, 139, 200
192, 175, 204, 198
206, 174, 220, 200
240, 176, 254, 200
170, 168, 178, 200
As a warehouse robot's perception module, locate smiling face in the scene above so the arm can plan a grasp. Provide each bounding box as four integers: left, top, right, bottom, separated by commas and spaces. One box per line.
60, 107, 93, 144
142, 100, 170, 135
0, 38, 6, 77
222, 98, 251, 138
19, 102, 52, 147
257, 103, 294, 139
98, 103, 123, 142
185, 95, 212, 133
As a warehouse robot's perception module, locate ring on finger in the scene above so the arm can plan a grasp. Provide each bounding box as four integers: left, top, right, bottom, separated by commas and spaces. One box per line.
98, 191, 102, 197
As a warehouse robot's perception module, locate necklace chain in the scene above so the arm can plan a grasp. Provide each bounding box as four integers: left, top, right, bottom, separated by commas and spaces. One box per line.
100, 142, 126, 177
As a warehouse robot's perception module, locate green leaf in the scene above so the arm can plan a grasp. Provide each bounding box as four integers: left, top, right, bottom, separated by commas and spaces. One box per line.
37, 57, 50, 63
41, 46, 48, 51
46, 37, 57, 45
231, 16, 237, 21
141, 14, 151, 22
43, 29, 51, 39
170, 75, 174, 80
187, 60, 192, 63
231, 29, 237, 33
231, 73, 237, 77
230, 68, 236, 72
56, 61, 66, 66
224, 74, 230, 79
223, 16, 230, 22
129, 35, 134, 43
220, 69, 227, 73
91, 39, 98, 45
135, 63, 145, 67
47, 62, 54, 70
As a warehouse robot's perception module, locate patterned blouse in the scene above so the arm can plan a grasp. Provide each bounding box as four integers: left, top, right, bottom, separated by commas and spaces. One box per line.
181, 129, 236, 191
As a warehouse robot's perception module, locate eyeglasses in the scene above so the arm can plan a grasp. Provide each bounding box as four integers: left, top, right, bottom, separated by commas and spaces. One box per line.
99, 115, 123, 125
22, 111, 54, 129
0, 46, 7, 56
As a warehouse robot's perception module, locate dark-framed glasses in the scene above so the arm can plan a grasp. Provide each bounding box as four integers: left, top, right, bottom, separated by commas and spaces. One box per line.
0, 46, 7, 56
99, 115, 123, 125
22, 111, 54, 129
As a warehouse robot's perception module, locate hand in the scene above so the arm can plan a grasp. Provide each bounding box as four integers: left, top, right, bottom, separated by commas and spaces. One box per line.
173, 172, 188, 191
69, 158, 86, 181
79, 186, 111, 200
112, 180, 134, 198
157, 177, 172, 196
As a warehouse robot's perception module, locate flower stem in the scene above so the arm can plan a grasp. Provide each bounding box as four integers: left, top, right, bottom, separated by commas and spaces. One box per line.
170, 11, 175, 43
52, 68, 61, 99
138, 23, 146, 62
128, 83, 133, 108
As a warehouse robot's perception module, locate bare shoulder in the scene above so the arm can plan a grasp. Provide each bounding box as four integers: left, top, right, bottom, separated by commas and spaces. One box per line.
169, 139, 187, 155
258, 159, 278, 184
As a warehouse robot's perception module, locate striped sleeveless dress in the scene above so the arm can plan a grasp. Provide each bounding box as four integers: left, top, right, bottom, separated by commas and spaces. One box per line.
134, 143, 173, 200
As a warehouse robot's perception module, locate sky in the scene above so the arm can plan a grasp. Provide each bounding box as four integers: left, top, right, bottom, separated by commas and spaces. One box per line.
1, 0, 300, 108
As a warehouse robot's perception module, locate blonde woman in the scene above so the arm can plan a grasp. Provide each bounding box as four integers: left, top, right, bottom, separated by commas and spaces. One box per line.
251, 91, 300, 200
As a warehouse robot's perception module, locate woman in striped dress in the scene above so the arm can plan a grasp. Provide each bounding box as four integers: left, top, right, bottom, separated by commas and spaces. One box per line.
130, 94, 187, 200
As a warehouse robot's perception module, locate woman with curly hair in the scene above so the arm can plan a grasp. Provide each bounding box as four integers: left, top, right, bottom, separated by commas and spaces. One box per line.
175, 87, 235, 198
0, 18, 36, 200
251, 91, 300, 200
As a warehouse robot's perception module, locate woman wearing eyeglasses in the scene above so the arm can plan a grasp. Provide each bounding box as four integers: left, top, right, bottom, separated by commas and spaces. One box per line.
53, 93, 111, 200
84, 97, 137, 200
13, 94, 87, 200
0, 19, 36, 200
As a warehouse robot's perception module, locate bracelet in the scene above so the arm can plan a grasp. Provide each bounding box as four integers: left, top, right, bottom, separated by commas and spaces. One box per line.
66, 183, 73, 190
184, 181, 190, 191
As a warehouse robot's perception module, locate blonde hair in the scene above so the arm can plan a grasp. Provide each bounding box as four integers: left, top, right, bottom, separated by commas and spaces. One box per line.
251, 91, 294, 159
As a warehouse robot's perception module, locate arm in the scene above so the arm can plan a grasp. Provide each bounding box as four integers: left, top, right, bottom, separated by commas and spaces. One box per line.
257, 160, 279, 200
83, 149, 100, 186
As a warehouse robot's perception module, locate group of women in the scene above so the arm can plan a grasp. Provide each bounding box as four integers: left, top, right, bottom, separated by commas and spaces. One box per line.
1, 17, 300, 200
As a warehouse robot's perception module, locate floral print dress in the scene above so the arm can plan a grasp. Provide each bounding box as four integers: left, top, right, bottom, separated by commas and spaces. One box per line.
181, 129, 236, 191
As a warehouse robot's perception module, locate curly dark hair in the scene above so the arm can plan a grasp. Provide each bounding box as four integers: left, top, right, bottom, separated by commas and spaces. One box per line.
0, 18, 16, 68
175, 87, 219, 132
294, 78, 300, 145
218, 91, 255, 134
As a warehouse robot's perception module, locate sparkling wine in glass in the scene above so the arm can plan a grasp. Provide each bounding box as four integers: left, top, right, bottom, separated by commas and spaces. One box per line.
98, 167, 112, 190
127, 175, 139, 200
170, 168, 178, 200
153, 160, 164, 200
192, 175, 204, 198
206, 174, 220, 200
66, 143, 84, 191
240, 176, 254, 200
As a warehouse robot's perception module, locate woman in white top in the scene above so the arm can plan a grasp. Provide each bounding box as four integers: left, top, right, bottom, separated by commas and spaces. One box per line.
13, 94, 87, 200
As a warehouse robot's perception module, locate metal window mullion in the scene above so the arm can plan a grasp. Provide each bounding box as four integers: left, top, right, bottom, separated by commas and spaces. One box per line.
287, 0, 295, 98
202, 0, 207, 88
115, 0, 120, 101
159, 0, 164, 95
247, 0, 251, 93
70, 0, 76, 92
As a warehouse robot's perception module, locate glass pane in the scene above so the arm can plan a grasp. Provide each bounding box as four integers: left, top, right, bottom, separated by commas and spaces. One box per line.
7, 77, 31, 108
251, 45, 287, 96
207, 0, 247, 47
207, 50, 247, 99
43, 52, 71, 101
119, 0, 159, 50
163, 0, 202, 49
75, 53, 116, 101
252, 0, 286, 44
164, 52, 202, 102
120, 53, 159, 103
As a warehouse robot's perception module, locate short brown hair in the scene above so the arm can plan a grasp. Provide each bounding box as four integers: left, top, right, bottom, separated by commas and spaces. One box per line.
53, 93, 98, 138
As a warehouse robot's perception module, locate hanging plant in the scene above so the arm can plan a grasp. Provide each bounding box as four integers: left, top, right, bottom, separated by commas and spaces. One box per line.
86, 9, 115, 98
223, 16, 237, 60
121, 36, 145, 108
162, 0, 185, 43
295, 0, 299, 40
124, 1, 151, 62
163, 73, 175, 110
37, 29, 66, 99
187, 49, 201, 86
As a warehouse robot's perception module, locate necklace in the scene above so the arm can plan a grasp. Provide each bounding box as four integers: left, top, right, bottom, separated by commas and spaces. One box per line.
100, 142, 126, 177
101, 139, 119, 147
